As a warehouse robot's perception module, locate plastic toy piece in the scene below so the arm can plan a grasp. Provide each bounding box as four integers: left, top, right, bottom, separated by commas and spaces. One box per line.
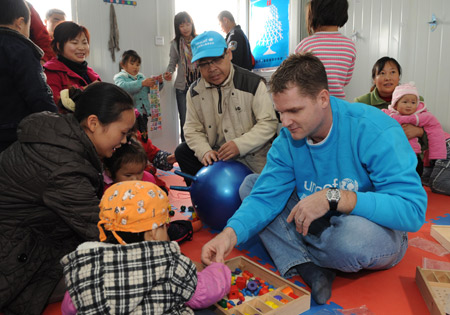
218, 299, 227, 308
247, 280, 258, 292
265, 301, 279, 309
259, 287, 269, 296
228, 285, 239, 299
180, 205, 186, 212
281, 287, 294, 296
169, 210, 175, 217
236, 276, 246, 290
289, 292, 299, 299
188, 206, 194, 212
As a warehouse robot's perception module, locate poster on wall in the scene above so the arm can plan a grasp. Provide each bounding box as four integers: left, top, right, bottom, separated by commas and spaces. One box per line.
250, 0, 290, 69
149, 82, 162, 132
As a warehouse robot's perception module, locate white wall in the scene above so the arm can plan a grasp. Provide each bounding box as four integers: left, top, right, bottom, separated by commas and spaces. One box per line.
72, 0, 179, 152
340, 0, 450, 132
73, 0, 450, 136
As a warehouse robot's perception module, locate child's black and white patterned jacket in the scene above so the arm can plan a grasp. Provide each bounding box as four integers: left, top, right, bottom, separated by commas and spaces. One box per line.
61, 241, 197, 314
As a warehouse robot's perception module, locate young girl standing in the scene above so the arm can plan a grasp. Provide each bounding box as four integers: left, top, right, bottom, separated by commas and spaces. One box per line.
164, 12, 199, 142
295, 0, 356, 99
61, 181, 231, 314
114, 50, 163, 118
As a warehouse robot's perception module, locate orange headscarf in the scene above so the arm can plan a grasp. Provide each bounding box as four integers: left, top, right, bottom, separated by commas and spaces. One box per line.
98, 181, 170, 245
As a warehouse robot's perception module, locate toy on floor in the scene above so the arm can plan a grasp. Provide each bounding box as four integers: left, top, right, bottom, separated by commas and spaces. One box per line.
170, 160, 252, 230
214, 256, 310, 314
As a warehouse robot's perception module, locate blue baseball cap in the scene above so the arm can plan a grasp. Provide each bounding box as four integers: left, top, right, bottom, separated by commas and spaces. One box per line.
191, 31, 227, 63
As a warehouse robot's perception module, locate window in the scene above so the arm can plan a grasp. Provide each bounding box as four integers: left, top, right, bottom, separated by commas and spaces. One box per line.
28, 0, 72, 22
175, 0, 241, 34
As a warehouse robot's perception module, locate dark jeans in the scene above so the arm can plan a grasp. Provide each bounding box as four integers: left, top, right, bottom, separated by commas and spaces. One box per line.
175, 87, 188, 142
416, 154, 423, 176
174, 142, 204, 185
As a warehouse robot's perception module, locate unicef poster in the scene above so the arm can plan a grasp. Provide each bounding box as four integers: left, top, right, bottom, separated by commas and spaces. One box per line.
250, 0, 290, 69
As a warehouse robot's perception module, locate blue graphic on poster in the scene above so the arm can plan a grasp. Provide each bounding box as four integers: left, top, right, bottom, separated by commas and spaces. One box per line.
250, 0, 289, 69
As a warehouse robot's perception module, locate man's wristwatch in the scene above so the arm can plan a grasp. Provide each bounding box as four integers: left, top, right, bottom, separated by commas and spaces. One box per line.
326, 188, 341, 211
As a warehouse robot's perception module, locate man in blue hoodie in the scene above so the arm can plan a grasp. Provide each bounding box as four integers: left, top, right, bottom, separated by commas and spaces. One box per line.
201, 53, 427, 305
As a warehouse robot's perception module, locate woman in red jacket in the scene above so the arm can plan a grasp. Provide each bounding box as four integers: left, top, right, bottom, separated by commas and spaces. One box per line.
44, 21, 100, 107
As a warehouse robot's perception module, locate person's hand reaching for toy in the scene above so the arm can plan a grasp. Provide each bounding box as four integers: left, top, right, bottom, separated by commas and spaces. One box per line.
201, 227, 237, 265
163, 72, 173, 81
218, 141, 239, 161
202, 150, 219, 166
167, 154, 176, 165
142, 77, 156, 88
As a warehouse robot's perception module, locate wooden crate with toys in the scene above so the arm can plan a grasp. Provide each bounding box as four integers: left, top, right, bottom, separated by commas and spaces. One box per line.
416, 266, 450, 315
214, 256, 310, 315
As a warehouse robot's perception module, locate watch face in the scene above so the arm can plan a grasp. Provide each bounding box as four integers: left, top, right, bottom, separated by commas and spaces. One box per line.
327, 189, 340, 201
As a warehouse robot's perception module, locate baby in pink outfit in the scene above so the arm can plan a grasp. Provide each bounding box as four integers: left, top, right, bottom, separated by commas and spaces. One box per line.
382, 83, 447, 173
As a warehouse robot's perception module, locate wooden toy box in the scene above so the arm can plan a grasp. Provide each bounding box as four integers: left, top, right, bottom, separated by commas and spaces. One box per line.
214, 256, 310, 315
431, 225, 450, 252
416, 266, 450, 315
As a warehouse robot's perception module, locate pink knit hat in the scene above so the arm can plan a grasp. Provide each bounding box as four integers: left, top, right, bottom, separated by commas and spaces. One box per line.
391, 82, 420, 109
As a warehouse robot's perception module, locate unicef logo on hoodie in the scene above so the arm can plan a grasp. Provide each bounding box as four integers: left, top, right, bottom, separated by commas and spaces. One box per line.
339, 178, 359, 192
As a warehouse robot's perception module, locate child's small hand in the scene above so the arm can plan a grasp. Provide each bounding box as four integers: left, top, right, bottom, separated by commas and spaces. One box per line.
155, 75, 163, 84
163, 72, 173, 81
142, 77, 156, 88
167, 154, 176, 165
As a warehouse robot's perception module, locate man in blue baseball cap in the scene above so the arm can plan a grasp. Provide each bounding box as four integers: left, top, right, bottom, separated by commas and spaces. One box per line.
175, 31, 278, 182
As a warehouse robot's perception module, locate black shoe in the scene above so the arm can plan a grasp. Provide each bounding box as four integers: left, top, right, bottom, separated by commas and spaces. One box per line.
296, 262, 335, 305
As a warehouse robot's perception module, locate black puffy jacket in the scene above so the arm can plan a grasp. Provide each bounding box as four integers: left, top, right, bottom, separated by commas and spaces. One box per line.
0, 112, 103, 314
0, 27, 57, 152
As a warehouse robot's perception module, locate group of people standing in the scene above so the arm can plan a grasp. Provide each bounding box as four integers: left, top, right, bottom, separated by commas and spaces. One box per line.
0, 0, 447, 314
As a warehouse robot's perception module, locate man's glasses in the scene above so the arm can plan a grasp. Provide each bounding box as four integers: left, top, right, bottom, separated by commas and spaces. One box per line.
197, 53, 226, 69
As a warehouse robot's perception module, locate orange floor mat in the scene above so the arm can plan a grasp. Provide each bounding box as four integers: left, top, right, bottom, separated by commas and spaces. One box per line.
43, 169, 450, 315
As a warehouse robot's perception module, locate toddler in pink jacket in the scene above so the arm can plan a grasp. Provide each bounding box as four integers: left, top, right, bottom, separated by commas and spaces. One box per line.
382, 83, 447, 171
61, 181, 231, 314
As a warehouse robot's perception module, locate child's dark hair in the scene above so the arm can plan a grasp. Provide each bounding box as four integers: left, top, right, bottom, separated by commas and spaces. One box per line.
73, 82, 134, 125
174, 11, 197, 47
51, 21, 90, 55
104, 230, 146, 244
0, 0, 29, 25
119, 50, 142, 71
103, 137, 148, 180
370, 56, 402, 91
307, 0, 349, 35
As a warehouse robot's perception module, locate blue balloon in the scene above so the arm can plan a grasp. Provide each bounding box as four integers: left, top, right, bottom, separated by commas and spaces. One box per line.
171, 160, 252, 230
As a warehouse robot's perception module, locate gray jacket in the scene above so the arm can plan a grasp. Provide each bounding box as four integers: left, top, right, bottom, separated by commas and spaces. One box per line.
166, 40, 189, 90
184, 65, 278, 173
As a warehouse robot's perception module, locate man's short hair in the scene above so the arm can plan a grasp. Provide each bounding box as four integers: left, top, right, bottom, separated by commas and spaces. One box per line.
218, 10, 235, 23
0, 0, 30, 25
269, 52, 329, 98
45, 8, 66, 20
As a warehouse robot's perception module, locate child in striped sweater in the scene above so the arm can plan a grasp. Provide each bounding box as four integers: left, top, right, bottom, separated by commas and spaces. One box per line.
295, 0, 356, 99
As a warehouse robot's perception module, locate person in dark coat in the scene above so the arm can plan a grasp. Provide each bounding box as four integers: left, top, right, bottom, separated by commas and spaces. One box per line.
0, 0, 57, 153
0, 82, 136, 315
218, 10, 254, 70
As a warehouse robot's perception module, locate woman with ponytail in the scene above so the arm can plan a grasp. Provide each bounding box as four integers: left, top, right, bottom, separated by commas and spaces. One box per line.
0, 82, 135, 315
